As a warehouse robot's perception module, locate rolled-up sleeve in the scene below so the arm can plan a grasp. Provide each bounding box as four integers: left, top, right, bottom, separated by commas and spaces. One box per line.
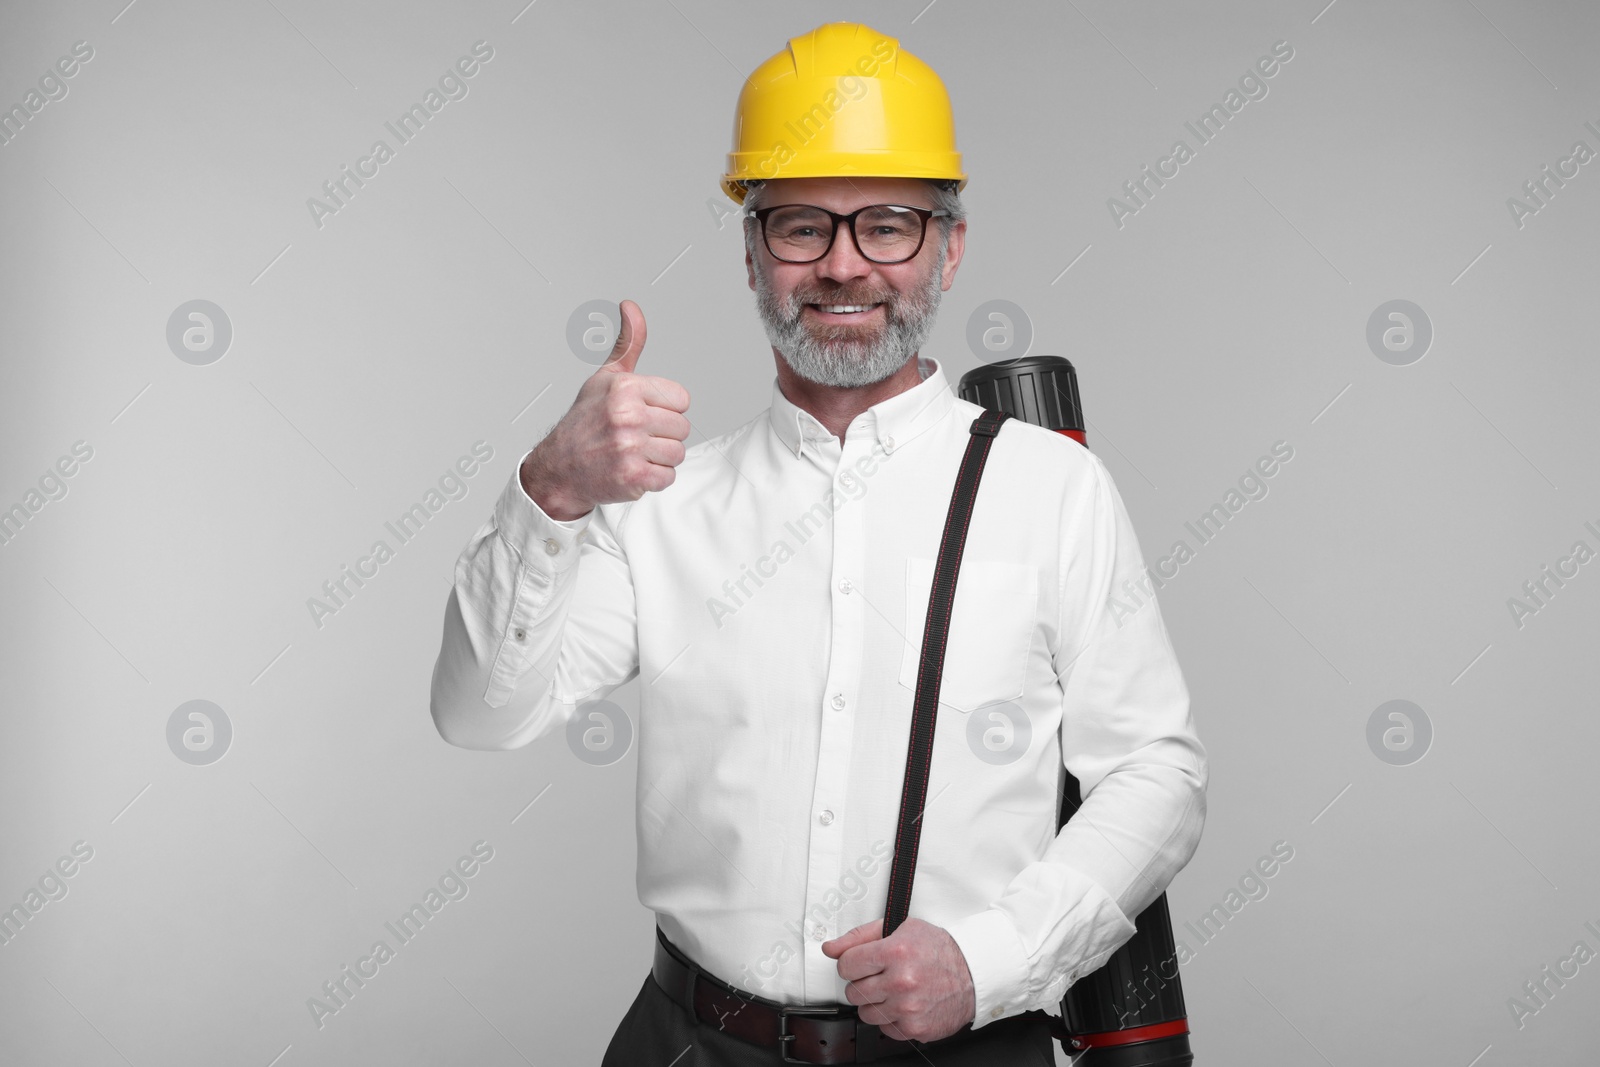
430, 446, 641, 751
945, 450, 1208, 1027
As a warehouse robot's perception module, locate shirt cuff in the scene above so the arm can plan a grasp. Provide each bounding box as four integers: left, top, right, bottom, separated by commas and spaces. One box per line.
494, 447, 593, 570
942, 908, 1031, 1030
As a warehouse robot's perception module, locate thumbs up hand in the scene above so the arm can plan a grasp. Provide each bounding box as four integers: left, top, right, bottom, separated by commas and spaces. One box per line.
520, 301, 692, 521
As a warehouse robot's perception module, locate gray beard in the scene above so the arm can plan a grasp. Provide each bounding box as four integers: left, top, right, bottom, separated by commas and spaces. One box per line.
753, 243, 946, 389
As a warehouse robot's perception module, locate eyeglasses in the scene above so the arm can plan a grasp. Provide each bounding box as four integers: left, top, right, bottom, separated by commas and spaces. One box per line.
747, 203, 951, 265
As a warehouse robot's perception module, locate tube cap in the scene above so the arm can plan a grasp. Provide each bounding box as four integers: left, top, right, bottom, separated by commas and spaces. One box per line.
956, 355, 1084, 435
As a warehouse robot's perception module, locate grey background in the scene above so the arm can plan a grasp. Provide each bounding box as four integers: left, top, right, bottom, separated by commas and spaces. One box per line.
2, 0, 1596, 1063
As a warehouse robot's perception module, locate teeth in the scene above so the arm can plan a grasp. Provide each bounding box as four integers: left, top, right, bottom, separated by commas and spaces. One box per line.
818, 304, 876, 313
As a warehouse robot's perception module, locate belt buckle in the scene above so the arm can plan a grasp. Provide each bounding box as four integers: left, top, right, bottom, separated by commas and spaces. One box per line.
778, 1004, 847, 1064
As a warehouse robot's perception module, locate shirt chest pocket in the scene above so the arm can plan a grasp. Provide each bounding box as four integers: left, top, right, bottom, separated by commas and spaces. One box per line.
896, 556, 1039, 714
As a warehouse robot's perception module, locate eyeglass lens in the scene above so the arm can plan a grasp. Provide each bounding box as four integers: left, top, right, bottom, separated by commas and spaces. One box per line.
764, 205, 927, 263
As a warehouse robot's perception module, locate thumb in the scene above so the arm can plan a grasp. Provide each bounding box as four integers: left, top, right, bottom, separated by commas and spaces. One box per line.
822, 919, 884, 959
601, 299, 647, 373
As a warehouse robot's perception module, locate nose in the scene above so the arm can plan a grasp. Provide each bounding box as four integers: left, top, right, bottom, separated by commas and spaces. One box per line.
813, 220, 873, 285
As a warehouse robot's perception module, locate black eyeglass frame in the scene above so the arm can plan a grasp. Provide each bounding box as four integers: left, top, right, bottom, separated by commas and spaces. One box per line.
745, 203, 953, 265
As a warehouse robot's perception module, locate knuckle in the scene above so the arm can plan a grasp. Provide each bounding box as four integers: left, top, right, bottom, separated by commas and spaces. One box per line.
606, 402, 644, 430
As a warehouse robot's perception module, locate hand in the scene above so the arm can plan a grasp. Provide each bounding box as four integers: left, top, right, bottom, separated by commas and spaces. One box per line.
520, 299, 691, 520
823, 918, 976, 1043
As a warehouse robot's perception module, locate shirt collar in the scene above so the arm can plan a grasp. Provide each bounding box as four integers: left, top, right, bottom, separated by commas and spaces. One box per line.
768, 355, 956, 460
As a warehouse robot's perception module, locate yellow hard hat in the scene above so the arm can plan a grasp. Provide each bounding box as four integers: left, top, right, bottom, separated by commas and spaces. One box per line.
721, 21, 966, 204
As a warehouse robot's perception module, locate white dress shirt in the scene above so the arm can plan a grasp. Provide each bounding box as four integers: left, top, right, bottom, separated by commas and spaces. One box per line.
430, 354, 1207, 1029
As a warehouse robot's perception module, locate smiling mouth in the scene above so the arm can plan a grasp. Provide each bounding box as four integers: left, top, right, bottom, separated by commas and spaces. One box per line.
805, 302, 885, 321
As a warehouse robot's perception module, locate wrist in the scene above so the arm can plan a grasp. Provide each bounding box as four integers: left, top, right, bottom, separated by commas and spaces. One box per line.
519, 451, 592, 522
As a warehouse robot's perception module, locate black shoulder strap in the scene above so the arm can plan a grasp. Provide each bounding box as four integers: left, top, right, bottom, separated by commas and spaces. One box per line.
883, 408, 1012, 937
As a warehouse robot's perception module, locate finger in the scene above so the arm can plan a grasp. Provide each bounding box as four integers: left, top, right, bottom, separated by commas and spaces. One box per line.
639, 434, 687, 469
822, 919, 883, 960
632, 374, 691, 414
841, 973, 891, 1011
856, 999, 908, 1039
631, 459, 679, 496
638, 407, 692, 445
603, 299, 648, 373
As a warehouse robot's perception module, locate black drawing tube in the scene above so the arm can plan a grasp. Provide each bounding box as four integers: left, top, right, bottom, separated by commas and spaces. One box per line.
958, 355, 1194, 1067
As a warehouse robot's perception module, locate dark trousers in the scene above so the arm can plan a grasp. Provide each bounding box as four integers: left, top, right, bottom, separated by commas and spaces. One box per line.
601, 971, 1059, 1067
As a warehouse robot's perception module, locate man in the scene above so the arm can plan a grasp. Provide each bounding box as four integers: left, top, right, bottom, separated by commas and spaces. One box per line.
430, 20, 1206, 1065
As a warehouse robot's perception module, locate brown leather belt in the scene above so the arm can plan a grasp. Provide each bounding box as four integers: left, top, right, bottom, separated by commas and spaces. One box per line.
650, 925, 990, 1063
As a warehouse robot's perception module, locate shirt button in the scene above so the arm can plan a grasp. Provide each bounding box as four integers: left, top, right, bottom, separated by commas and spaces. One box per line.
837, 578, 853, 595
830, 693, 846, 710
883, 435, 895, 452
514, 628, 527, 642
990, 1006, 1003, 1019
544, 538, 561, 555
818, 809, 834, 826
811, 923, 828, 941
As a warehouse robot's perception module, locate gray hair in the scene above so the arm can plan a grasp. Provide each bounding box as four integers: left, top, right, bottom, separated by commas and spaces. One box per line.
739, 178, 965, 260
